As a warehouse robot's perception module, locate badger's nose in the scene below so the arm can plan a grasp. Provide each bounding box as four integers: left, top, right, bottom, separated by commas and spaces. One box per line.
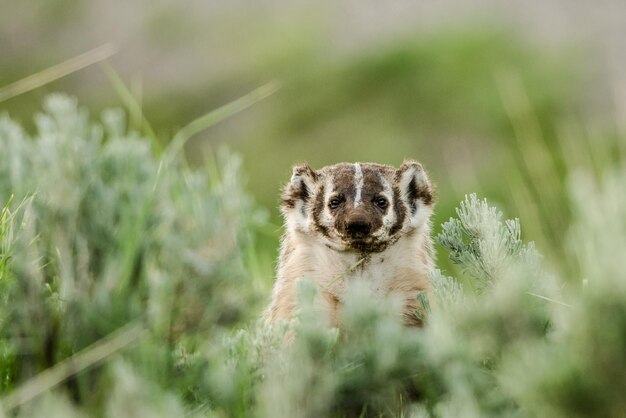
347, 220, 371, 239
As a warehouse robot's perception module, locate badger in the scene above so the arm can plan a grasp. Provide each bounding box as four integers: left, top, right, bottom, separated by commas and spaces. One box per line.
265, 161, 435, 327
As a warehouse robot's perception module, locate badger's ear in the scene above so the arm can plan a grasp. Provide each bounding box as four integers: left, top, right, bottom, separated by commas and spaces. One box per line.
281, 163, 318, 210
395, 161, 434, 217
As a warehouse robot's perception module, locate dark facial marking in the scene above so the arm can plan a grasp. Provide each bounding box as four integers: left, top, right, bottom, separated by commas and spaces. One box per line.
362, 167, 386, 203
331, 165, 358, 201
408, 177, 418, 215
311, 183, 331, 238
389, 186, 406, 236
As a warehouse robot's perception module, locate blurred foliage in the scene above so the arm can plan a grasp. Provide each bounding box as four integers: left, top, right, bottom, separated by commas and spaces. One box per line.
1, 97, 624, 416
0, 96, 265, 411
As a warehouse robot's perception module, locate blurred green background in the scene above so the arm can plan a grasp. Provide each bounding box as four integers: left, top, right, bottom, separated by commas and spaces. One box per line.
2, 0, 625, 285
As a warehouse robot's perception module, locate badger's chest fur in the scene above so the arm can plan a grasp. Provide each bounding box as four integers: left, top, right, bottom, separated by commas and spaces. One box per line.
266, 161, 435, 327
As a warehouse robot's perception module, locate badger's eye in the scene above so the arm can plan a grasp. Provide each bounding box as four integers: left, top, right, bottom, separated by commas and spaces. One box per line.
374, 196, 388, 209
329, 198, 342, 209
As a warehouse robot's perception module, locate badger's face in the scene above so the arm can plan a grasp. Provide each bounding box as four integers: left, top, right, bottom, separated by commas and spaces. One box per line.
281, 161, 434, 253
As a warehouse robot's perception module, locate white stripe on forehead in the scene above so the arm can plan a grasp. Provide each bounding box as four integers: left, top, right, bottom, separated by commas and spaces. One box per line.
353, 163, 364, 207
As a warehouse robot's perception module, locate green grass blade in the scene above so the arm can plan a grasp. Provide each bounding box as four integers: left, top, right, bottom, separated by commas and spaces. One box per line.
166, 81, 281, 161
0, 44, 118, 103
100, 63, 161, 152
0, 321, 145, 412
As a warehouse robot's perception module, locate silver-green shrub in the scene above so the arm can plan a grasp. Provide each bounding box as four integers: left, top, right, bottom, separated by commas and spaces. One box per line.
0, 95, 264, 414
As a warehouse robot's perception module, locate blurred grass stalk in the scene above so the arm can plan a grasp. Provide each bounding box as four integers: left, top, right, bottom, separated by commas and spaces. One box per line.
0, 42, 280, 159
0, 44, 118, 103
497, 69, 564, 238
167, 80, 281, 160
101, 64, 159, 148
101, 61, 281, 162
0, 321, 145, 412
495, 68, 626, 279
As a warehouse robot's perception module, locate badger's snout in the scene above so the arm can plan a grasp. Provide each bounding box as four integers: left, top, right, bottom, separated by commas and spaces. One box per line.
343, 212, 373, 240
347, 220, 371, 238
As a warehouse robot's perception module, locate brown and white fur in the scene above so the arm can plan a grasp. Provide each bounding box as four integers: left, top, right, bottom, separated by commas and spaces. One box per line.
265, 161, 435, 327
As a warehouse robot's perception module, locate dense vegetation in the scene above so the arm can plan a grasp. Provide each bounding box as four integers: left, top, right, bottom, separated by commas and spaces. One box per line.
0, 95, 624, 417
